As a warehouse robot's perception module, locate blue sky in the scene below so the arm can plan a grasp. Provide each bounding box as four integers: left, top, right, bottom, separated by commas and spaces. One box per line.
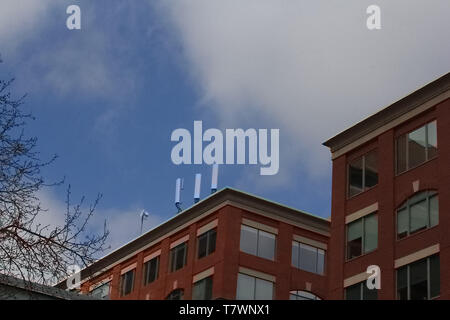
1, 0, 449, 252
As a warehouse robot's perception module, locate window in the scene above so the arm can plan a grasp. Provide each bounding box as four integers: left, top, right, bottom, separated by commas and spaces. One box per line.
347, 213, 378, 260
192, 276, 213, 300
291, 241, 325, 275
289, 290, 321, 300
197, 229, 217, 259
345, 282, 378, 300
170, 242, 188, 272
240, 224, 276, 261
397, 254, 440, 300
348, 150, 378, 197
397, 191, 438, 239
120, 269, 135, 297
236, 273, 274, 300
396, 121, 437, 174
90, 281, 110, 299
143, 256, 159, 285
166, 289, 184, 300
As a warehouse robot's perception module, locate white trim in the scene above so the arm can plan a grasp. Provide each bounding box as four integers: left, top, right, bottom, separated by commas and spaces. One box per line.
293, 235, 327, 250
343, 271, 369, 288
345, 203, 379, 224
192, 267, 215, 283
331, 91, 450, 159
89, 275, 113, 292
143, 249, 161, 263
170, 235, 190, 249
120, 263, 137, 275
197, 219, 218, 236
238, 267, 276, 283
394, 244, 440, 269
242, 218, 278, 235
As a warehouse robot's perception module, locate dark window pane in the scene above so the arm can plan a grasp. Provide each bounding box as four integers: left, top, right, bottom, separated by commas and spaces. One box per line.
364, 214, 378, 253
197, 233, 208, 259
430, 195, 439, 228
258, 230, 276, 261
347, 219, 362, 259
120, 269, 135, 297
349, 157, 363, 197
410, 259, 428, 300
397, 267, 408, 300
397, 135, 407, 173
364, 151, 378, 189
345, 283, 361, 300
408, 126, 427, 168
144, 257, 159, 285
427, 121, 438, 159
317, 249, 325, 275
207, 229, 217, 255
292, 241, 299, 268
363, 284, 378, 300
192, 276, 213, 300
397, 208, 408, 239
170, 243, 187, 272
166, 289, 184, 300
240, 225, 258, 255
299, 243, 317, 273
410, 199, 428, 234
430, 255, 440, 298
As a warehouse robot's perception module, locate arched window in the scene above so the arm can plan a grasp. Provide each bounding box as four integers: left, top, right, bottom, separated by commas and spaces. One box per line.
289, 290, 321, 300
397, 191, 438, 239
166, 289, 184, 300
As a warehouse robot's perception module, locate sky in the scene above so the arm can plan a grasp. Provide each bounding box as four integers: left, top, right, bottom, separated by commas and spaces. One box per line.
0, 0, 449, 253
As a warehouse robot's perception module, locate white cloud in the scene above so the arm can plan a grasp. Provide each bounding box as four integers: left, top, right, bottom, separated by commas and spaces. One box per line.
159, 0, 450, 179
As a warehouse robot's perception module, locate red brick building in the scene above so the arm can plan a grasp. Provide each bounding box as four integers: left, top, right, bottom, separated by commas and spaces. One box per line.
323, 72, 450, 299
70, 188, 330, 300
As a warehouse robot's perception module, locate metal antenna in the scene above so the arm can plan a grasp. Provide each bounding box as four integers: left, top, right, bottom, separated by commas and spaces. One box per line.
140, 210, 149, 234
194, 173, 201, 203
175, 178, 184, 213
211, 163, 219, 194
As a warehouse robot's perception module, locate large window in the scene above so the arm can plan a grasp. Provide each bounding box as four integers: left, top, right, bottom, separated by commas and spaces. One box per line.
348, 150, 378, 197
143, 256, 159, 286
289, 290, 321, 300
240, 224, 276, 261
192, 276, 213, 300
90, 281, 111, 299
396, 120, 437, 174
120, 269, 135, 297
345, 282, 378, 300
236, 273, 274, 300
347, 213, 378, 260
170, 242, 188, 272
397, 254, 440, 300
397, 191, 438, 239
291, 241, 325, 275
197, 229, 217, 259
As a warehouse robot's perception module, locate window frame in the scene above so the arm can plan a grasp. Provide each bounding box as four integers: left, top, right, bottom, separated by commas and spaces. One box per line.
396, 191, 438, 240
347, 150, 378, 198
236, 272, 274, 300
239, 224, 277, 261
143, 255, 160, 286
192, 276, 213, 300
90, 281, 111, 299
197, 228, 217, 259
119, 269, 135, 297
346, 213, 378, 261
289, 290, 321, 300
169, 242, 188, 273
291, 240, 325, 275
395, 120, 438, 175
396, 254, 440, 300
